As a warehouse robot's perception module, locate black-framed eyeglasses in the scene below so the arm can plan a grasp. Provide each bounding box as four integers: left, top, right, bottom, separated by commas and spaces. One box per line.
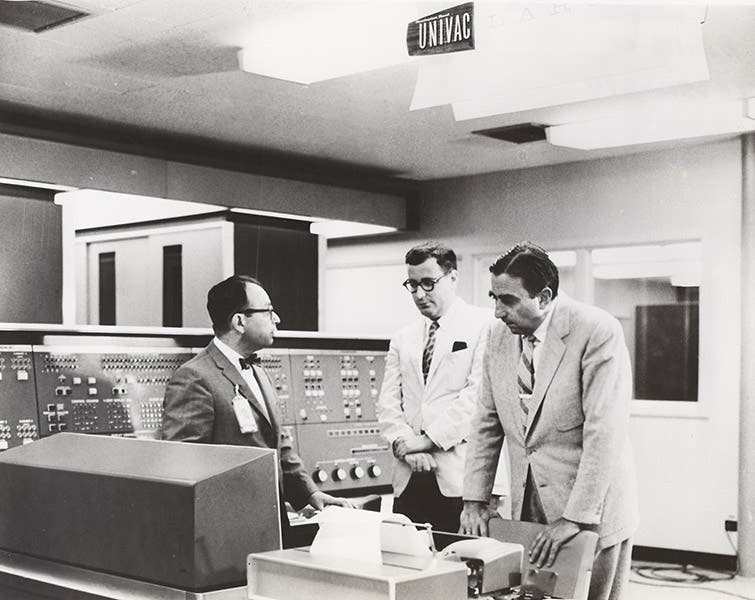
239, 306, 276, 318
402, 271, 450, 293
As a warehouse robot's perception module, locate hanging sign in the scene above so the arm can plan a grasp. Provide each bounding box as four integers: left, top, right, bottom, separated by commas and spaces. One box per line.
406, 2, 474, 56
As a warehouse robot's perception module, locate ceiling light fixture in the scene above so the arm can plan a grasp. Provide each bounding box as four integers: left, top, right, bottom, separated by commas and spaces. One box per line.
547, 99, 755, 150
412, 5, 707, 119
309, 220, 396, 239
237, 3, 416, 84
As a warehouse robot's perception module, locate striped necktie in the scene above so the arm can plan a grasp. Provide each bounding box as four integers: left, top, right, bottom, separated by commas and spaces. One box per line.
518, 334, 536, 416
422, 320, 439, 383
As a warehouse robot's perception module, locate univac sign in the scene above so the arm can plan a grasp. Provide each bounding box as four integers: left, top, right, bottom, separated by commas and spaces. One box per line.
406, 2, 474, 56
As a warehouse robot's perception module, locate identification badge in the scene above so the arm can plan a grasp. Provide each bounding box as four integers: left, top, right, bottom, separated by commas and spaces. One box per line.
232, 385, 258, 434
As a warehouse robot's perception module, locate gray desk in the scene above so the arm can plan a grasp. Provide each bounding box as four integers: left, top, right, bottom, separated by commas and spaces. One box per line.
0, 550, 245, 600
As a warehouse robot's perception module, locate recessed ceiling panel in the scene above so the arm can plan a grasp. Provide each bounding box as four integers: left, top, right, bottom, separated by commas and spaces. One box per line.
0, 1, 89, 33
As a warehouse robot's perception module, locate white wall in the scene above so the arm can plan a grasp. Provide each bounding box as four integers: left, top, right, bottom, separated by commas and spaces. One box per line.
325, 139, 742, 555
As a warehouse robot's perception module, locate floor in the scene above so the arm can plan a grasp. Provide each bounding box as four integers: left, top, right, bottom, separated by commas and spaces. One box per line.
627, 563, 755, 600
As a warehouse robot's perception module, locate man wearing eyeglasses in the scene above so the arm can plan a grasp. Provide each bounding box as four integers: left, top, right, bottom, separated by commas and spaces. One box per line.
378, 242, 492, 533
162, 275, 351, 546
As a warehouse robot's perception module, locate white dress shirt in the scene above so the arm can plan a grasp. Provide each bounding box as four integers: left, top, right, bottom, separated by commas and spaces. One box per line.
212, 337, 269, 421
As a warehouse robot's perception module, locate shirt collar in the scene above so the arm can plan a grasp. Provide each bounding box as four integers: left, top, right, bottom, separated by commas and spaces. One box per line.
213, 336, 246, 368
530, 296, 558, 344
425, 296, 461, 331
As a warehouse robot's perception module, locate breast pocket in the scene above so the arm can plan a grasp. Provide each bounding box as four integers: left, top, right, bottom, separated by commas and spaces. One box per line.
441, 348, 472, 389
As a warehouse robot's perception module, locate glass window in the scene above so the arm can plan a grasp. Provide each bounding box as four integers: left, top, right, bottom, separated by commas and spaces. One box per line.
592, 242, 701, 402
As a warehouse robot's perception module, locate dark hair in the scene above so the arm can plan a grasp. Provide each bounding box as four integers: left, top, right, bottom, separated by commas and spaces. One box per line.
207, 275, 263, 334
489, 242, 559, 298
405, 241, 457, 272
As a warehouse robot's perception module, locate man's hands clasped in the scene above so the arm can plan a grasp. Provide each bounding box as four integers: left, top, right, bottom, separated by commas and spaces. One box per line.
392, 434, 436, 472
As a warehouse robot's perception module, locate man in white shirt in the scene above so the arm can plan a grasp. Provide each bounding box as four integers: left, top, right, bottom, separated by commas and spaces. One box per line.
378, 242, 491, 533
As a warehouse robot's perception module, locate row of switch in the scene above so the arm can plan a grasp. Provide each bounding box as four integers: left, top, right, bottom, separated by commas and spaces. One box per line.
312, 464, 382, 483
16, 422, 38, 438
57, 375, 98, 385
55, 386, 100, 396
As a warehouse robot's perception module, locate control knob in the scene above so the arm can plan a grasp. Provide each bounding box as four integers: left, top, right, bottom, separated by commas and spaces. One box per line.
313, 468, 328, 483
332, 467, 347, 482
351, 466, 365, 480
367, 465, 382, 478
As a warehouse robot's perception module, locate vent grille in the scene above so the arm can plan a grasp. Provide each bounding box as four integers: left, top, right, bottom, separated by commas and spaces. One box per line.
472, 123, 547, 144
0, 1, 88, 33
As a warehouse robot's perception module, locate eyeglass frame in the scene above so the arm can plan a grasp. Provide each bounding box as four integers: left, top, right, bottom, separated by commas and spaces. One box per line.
402, 271, 451, 293
238, 306, 277, 318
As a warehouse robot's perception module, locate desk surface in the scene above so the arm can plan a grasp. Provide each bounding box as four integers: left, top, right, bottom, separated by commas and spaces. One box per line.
0, 550, 245, 600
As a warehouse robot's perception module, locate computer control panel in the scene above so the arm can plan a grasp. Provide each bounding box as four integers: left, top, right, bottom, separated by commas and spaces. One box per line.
0, 346, 39, 451
33, 347, 196, 437
286, 351, 385, 425
0, 331, 391, 494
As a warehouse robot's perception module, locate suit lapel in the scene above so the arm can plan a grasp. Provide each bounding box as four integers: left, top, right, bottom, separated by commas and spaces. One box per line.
499, 330, 521, 435
251, 364, 279, 432
408, 320, 426, 386
425, 320, 451, 385
207, 343, 273, 427
525, 300, 569, 436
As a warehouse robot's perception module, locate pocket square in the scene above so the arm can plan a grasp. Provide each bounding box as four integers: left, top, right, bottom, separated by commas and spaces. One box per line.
452, 341, 467, 352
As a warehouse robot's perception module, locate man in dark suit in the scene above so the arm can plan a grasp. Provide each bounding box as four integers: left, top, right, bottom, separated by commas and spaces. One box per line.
460, 243, 638, 600
161, 274, 351, 545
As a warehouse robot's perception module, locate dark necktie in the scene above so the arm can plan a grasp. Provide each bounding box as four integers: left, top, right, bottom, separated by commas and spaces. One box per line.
239, 354, 261, 370
422, 320, 439, 383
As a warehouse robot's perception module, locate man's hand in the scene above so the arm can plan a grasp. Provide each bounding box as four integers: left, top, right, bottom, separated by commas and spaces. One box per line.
529, 517, 582, 568
392, 434, 434, 459
404, 452, 437, 472
459, 500, 499, 537
307, 491, 355, 510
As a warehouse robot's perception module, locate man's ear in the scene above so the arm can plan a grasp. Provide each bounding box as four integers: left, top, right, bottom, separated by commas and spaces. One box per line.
538, 287, 553, 308
231, 313, 245, 333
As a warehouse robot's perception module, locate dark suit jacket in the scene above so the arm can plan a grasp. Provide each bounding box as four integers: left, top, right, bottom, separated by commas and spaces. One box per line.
161, 341, 318, 510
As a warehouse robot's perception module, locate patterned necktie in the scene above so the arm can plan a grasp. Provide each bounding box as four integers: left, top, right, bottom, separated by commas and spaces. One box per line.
422, 320, 439, 382
518, 334, 536, 415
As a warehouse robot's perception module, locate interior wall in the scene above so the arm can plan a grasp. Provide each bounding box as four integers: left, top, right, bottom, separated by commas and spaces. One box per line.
325, 139, 742, 555
0, 133, 407, 228
0, 193, 62, 323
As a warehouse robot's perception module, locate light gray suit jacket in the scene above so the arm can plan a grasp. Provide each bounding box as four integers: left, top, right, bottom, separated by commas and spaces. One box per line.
161, 341, 318, 509
463, 296, 639, 548
379, 298, 491, 497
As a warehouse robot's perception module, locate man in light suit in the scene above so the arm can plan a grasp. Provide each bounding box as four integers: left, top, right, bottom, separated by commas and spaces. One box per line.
161, 275, 351, 546
379, 242, 491, 533
460, 243, 638, 600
